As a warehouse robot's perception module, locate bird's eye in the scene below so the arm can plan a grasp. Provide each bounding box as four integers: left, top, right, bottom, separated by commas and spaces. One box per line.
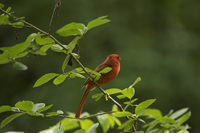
117, 56, 119, 59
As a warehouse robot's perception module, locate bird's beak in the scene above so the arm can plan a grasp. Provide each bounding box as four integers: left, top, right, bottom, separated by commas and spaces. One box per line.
119, 57, 121, 61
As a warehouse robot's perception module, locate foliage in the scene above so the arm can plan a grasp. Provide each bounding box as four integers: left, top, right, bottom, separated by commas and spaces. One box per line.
0, 2, 191, 133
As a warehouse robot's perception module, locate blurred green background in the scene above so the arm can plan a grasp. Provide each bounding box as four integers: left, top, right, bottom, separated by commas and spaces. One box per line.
0, 0, 200, 132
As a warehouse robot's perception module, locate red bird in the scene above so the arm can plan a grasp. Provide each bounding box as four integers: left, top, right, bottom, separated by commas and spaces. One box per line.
75, 54, 121, 119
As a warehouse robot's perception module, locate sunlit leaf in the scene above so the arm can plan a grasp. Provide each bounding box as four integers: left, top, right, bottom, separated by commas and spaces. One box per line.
33, 73, 59, 87
0, 113, 24, 128
112, 104, 118, 112
66, 36, 80, 54
80, 119, 96, 133
0, 15, 9, 25
57, 110, 64, 115
99, 67, 112, 74
38, 104, 53, 113
122, 88, 135, 100
53, 74, 67, 85
161, 117, 176, 124
105, 88, 122, 95
62, 54, 71, 72
178, 111, 191, 126
74, 129, 85, 133
87, 123, 99, 133
135, 99, 156, 116
177, 131, 189, 133
36, 34, 55, 45
15, 52, 28, 59
70, 72, 85, 79
87, 16, 110, 30
0, 105, 12, 113
15, 101, 34, 112
57, 22, 86, 37
97, 115, 110, 133
61, 118, 79, 131
114, 111, 132, 118
170, 108, 189, 119
10, 41, 30, 58
32, 103, 45, 112
129, 77, 141, 88
140, 108, 162, 118
146, 119, 160, 133
118, 119, 134, 132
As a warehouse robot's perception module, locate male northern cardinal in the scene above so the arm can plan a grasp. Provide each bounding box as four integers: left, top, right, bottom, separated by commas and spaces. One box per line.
75, 54, 121, 119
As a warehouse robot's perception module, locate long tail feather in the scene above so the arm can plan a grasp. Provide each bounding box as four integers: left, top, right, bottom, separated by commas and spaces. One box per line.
75, 89, 90, 119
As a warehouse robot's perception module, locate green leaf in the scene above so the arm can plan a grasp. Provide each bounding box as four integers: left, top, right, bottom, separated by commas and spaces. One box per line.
15, 101, 34, 112
46, 112, 58, 117
178, 111, 191, 125
10, 41, 30, 58
112, 104, 118, 112
70, 72, 85, 79
38, 104, 53, 113
57, 22, 86, 37
11, 22, 24, 28
61, 118, 79, 131
62, 54, 71, 72
0, 113, 24, 128
0, 57, 10, 64
33, 73, 59, 87
0, 15, 9, 25
53, 74, 67, 85
72, 53, 80, 59
97, 115, 110, 133
161, 117, 176, 124
87, 123, 99, 133
0, 105, 12, 113
6, 7, 11, 13
177, 131, 189, 133
92, 93, 103, 101
146, 120, 160, 133
80, 119, 96, 133
140, 108, 162, 118
67, 36, 80, 54
0, 47, 12, 51
124, 98, 138, 105
15, 52, 28, 59
135, 99, 156, 116
31, 103, 45, 112
118, 119, 134, 132
0, 3, 4, 8
105, 88, 122, 95
57, 110, 64, 115
122, 88, 135, 100
170, 108, 189, 119
106, 114, 115, 128
74, 129, 85, 133
12, 62, 28, 70
135, 132, 144, 133
114, 111, 132, 118
40, 44, 55, 53
26, 33, 38, 42
99, 67, 112, 74
87, 16, 110, 30
129, 77, 141, 88
36, 34, 55, 45
117, 95, 126, 99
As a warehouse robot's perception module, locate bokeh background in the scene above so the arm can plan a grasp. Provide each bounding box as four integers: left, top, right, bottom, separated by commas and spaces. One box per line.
0, 0, 200, 132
